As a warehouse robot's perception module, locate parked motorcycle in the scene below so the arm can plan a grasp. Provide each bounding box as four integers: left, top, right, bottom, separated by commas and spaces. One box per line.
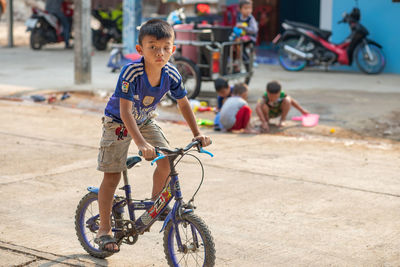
91, 7, 122, 51
274, 7, 385, 74
25, 2, 73, 50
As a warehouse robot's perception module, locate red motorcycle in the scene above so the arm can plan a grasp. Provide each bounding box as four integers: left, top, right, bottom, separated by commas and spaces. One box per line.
274, 7, 385, 74
25, 1, 73, 50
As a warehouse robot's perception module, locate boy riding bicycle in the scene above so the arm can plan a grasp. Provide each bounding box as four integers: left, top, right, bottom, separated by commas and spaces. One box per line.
95, 19, 211, 253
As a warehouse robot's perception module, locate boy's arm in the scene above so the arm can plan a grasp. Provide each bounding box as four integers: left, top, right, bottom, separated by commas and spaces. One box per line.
176, 96, 211, 147
290, 97, 309, 115
120, 98, 156, 159
255, 100, 270, 132
245, 16, 259, 35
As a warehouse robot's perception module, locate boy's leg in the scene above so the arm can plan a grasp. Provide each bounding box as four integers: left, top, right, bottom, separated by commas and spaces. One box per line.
152, 157, 170, 199
279, 96, 292, 126
96, 117, 131, 252
97, 172, 121, 251
138, 120, 171, 199
231, 105, 252, 130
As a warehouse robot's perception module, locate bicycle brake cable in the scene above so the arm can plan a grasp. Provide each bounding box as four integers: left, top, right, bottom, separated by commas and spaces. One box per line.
130, 150, 204, 202
178, 150, 205, 204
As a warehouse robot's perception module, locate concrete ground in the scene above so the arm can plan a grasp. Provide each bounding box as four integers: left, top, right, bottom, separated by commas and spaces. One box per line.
1, 33, 400, 266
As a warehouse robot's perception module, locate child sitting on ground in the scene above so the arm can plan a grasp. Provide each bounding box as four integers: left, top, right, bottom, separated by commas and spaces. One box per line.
255, 80, 309, 133
213, 78, 232, 131
214, 78, 232, 111
219, 83, 259, 133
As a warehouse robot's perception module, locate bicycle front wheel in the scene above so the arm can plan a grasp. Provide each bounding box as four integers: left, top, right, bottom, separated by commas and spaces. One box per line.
163, 213, 216, 267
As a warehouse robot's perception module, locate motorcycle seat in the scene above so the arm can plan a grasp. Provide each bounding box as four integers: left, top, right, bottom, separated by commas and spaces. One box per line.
285, 20, 332, 40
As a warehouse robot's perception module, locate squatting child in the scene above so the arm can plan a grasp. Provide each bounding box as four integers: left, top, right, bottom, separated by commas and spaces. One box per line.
219, 83, 259, 133
95, 19, 211, 253
256, 80, 309, 132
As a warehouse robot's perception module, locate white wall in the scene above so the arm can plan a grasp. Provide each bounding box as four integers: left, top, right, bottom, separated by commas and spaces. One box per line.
319, 0, 333, 30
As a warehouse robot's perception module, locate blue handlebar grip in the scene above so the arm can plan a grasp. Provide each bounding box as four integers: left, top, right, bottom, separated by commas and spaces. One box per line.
151, 153, 165, 166
200, 148, 214, 157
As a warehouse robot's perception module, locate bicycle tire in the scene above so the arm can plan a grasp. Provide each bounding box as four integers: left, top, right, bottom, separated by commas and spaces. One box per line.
75, 192, 118, 259
163, 213, 216, 267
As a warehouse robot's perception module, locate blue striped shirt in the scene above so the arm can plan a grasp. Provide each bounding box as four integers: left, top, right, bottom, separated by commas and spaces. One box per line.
105, 57, 187, 124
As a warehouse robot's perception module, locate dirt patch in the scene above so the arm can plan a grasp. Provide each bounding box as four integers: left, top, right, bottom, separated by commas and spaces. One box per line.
6, 90, 399, 143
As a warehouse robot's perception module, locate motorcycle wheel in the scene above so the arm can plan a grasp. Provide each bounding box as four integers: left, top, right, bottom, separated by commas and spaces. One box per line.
278, 37, 307, 71
93, 29, 108, 51
30, 28, 43, 50
355, 42, 386, 74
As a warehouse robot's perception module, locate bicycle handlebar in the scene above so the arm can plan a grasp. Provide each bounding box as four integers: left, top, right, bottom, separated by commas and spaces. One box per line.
139, 140, 213, 166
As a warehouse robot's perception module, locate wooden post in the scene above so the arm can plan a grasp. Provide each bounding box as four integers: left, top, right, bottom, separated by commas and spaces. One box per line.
7, 0, 14, 47
74, 0, 91, 84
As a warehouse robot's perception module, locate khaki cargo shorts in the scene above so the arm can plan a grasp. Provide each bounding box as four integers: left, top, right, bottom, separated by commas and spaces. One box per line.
97, 116, 169, 173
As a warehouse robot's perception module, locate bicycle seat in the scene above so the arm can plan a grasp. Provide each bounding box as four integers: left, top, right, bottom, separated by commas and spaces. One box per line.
126, 156, 142, 169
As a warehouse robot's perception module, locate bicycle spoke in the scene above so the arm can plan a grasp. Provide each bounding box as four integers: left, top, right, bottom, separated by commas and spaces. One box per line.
189, 252, 201, 266
178, 253, 186, 265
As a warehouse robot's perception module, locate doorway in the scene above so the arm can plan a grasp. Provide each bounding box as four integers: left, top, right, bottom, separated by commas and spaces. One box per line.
252, 0, 321, 45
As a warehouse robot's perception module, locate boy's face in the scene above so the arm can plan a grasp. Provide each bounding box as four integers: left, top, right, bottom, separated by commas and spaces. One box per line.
239, 4, 253, 17
240, 91, 248, 100
136, 35, 176, 68
267, 91, 280, 103
217, 87, 231, 98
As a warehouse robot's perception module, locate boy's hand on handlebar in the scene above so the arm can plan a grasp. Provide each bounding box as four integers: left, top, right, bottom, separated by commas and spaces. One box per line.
138, 142, 156, 160
193, 135, 211, 147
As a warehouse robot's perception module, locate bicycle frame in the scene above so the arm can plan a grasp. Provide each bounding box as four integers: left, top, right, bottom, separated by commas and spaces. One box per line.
87, 153, 194, 250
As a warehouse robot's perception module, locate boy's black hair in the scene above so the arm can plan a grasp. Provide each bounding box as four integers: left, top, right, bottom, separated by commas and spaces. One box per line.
138, 19, 174, 45
214, 78, 229, 92
239, 0, 252, 9
266, 81, 281, 94
233, 82, 248, 95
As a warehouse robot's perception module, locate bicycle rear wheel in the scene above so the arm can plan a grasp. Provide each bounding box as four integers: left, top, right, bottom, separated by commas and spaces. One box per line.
163, 213, 215, 266
75, 192, 121, 258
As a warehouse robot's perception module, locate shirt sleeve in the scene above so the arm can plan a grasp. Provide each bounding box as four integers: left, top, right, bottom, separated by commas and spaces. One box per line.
245, 15, 259, 35
169, 68, 187, 100
114, 65, 135, 101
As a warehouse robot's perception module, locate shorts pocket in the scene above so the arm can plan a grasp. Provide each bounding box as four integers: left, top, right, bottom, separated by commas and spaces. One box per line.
98, 140, 114, 164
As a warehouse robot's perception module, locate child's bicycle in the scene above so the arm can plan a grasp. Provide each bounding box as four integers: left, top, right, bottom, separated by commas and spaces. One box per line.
74, 140, 216, 266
